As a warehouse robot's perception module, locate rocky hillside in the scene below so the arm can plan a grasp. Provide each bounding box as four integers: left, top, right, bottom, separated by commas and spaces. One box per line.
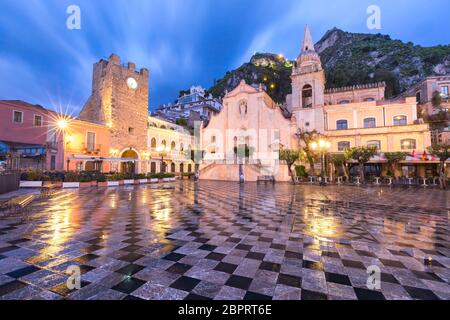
206, 28, 450, 103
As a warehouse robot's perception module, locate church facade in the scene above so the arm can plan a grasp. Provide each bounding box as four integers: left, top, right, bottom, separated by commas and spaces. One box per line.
200, 26, 433, 181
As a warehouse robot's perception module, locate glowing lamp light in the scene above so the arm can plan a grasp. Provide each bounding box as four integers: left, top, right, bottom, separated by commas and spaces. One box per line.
57, 119, 68, 130
66, 135, 75, 143
310, 142, 318, 150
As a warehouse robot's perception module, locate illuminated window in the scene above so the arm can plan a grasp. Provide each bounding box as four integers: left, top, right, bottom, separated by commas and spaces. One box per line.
393, 115, 407, 126
336, 120, 348, 130
162, 140, 167, 148
151, 138, 157, 149
363, 118, 376, 128
338, 141, 350, 151
367, 140, 381, 150
171, 141, 176, 151
401, 139, 416, 150
441, 86, 449, 97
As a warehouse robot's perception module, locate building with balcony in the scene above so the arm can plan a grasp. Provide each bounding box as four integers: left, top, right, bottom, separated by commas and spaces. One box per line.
155, 85, 222, 125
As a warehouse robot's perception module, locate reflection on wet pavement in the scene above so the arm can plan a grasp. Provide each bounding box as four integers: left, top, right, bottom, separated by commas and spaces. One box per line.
0, 181, 449, 300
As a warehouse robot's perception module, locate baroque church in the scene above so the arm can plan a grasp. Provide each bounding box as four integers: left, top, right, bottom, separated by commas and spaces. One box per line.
200, 25, 431, 181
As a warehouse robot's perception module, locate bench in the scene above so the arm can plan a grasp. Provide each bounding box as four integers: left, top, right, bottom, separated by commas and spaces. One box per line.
257, 176, 275, 184
0, 194, 35, 216
40, 185, 57, 197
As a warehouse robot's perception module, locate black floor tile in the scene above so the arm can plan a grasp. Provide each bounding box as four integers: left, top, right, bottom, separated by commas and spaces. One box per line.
170, 276, 201, 292
342, 259, 366, 269
354, 288, 386, 300
184, 293, 212, 300
301, 289, 328, 300
198, 244, 217, 252
111, 278, 146, 294
116, 264, 145, 276
325, 272, 352, 286
166, 263, 193, 275
403, 286, 440, 300
303, 260, 324, 271
206, 252, 226, 261
244, 292, 272, 300
0, 280, 28, 296
163, 252, 186, 262
6, 266, 41, 279
277, 274, 302, 288
225, 275, 253, 290
118, 253, 144, 263
246, 252, 265, 261
259, 261, 281, 273
284, 251, 302, 260
214, 262, 238, 274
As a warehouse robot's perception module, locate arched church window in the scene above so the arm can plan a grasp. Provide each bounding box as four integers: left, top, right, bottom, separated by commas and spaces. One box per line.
171, 141, 176, 151
151, 138, 157, 149
302, 85, 313, 108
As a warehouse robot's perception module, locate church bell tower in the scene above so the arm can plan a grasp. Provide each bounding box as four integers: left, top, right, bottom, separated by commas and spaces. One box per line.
291, 25, 326, 132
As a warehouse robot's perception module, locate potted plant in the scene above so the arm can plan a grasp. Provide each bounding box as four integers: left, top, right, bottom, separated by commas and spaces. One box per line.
51, 176, 63, 188
147, 173, 159, 183
107, 174, 120, 187
20, 170, 44, 188
97, 174, 108, 187
135, 173, 148, 184
79, 176, 92, 188
63, 172, 80, 188
122, 173, 134, 185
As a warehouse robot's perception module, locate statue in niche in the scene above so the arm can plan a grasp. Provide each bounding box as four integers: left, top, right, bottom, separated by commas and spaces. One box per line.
239, 100, 247, 115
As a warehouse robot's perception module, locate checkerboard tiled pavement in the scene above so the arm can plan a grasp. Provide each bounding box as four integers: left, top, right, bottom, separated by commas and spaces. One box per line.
0, 182, 449, 300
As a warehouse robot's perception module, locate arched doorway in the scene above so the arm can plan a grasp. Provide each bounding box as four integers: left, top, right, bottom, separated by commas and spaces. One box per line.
121, 149, 139, 174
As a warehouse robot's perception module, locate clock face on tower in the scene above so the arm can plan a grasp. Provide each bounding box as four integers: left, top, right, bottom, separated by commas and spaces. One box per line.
126, 77, 138, 90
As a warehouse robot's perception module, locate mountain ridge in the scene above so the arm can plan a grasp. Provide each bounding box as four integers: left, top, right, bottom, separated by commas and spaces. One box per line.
204, 27, 450, 104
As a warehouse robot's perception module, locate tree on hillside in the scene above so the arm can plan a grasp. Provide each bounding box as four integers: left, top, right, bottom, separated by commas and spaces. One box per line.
427, 144, 450, 190
344, 146, 378, 183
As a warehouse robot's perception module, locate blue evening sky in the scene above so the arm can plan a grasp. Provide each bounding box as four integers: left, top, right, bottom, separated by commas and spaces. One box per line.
0, 0, 448, 114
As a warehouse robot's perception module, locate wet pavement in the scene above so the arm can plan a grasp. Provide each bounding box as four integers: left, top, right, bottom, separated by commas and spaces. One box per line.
0, 181, 449, 300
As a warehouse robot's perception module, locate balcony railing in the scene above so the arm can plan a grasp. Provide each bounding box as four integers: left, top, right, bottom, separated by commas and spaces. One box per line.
82, 143, 102, 155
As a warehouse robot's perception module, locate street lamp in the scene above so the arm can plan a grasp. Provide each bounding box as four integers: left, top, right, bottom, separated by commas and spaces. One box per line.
156, 145, 171, 173
310, 138, 331, 186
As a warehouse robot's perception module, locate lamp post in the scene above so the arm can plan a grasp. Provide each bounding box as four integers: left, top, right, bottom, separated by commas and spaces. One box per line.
156, 145, 170, 173
310, 138, 331, 186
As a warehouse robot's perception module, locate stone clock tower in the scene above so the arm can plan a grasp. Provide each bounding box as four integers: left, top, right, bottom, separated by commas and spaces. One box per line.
290, 25, 326, 132
79, 53, 149, 169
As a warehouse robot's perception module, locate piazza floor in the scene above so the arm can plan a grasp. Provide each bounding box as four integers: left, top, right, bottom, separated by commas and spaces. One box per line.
0, 181, 449, 300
